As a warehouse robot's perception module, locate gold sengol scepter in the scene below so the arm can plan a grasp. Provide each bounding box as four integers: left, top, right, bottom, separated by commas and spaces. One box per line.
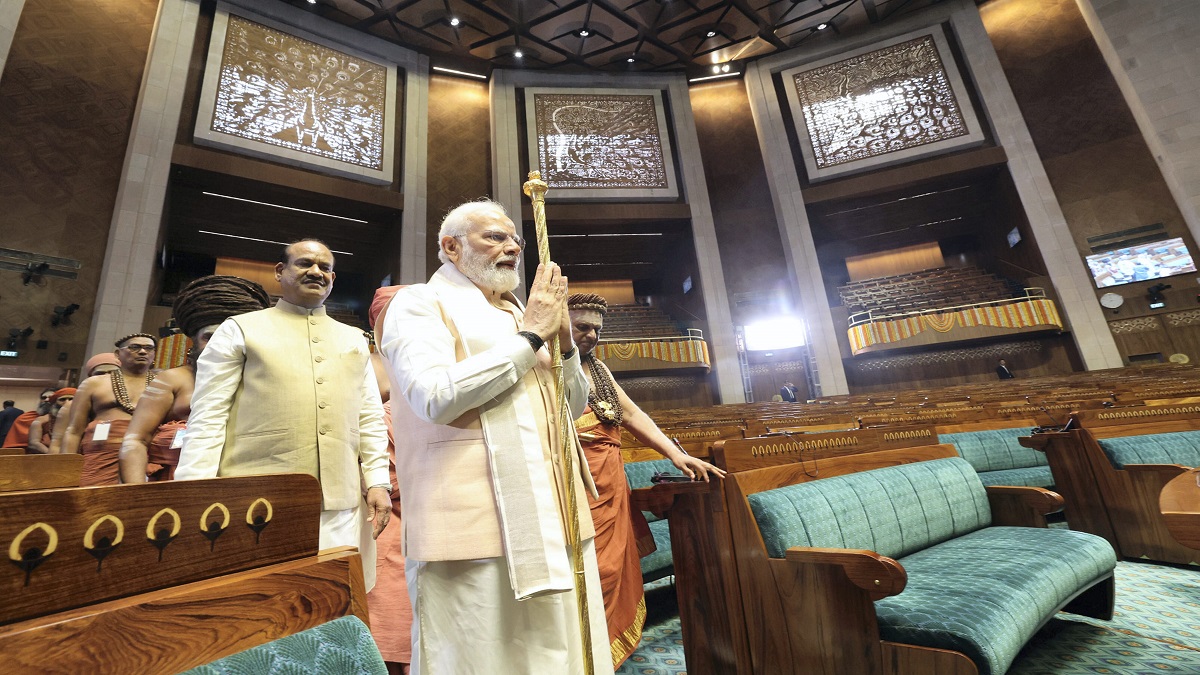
523, 170, 595, 675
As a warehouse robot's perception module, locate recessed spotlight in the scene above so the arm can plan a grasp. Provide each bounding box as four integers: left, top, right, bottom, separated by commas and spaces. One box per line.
578, 29, 590, 37
817, 22, 828, 30
627, 57, 636, 63
449, 17, 460, 26
706, 30, 717, 38
712, 65, 721, 74
514, 50, 523, 58
721, 64, 730, 73
306, 0, 316, 4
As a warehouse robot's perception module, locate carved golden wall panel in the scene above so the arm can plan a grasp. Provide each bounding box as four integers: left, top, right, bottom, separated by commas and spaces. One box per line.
524, 88, 679, 200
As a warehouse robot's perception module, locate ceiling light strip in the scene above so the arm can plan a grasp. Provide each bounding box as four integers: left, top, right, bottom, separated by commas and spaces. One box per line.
201, 192, 368, 223
197, 230, 354, 256
432, 66, 488, 80
689, 71, 741, 83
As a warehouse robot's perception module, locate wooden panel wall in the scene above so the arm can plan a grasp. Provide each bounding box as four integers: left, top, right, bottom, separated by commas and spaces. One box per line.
426, 74, 491, 279
571, 280, 635, 305
845, 242, 945, 282
0, 0, 159, 370
215, 257, 283, 296
843, 336, 1079, 394
983, 0, 1200, 364
615, 373, 715, 411
1108, 313, 1200, 364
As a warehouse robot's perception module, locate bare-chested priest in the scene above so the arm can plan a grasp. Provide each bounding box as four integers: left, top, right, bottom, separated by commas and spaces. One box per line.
62, 333, 157, 485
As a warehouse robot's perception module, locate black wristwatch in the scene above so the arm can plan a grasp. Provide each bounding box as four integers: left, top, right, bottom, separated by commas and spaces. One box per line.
517, 330, 545, 352
562, 346, 577, 360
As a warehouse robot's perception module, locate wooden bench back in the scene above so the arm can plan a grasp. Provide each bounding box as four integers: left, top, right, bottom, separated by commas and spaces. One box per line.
0, 474, 320, 626
713, 426, 940, 472
0, 454, 83, 492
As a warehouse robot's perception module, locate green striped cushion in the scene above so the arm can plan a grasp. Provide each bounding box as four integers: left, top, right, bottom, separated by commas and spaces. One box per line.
1097, 431, 1200, 469
747, 457, 990, 560
941, 428, 1047, 472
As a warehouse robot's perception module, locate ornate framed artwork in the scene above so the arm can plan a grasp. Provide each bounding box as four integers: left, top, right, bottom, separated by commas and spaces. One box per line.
524, 88, 679, 200
194, 4, 397, 184
781, 27, 985, 182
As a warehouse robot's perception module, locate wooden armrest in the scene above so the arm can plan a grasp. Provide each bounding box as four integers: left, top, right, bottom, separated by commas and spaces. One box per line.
630, 480, 714, 518
1123, 463, 1191, 477
784, 547, 906, 599
986, 486, 1063, 528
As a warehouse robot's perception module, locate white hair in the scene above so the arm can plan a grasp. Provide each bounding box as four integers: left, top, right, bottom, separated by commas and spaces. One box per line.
437, 200, 509, 264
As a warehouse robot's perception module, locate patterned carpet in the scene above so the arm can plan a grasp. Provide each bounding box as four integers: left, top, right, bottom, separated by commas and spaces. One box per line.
618, 560, 1200, 674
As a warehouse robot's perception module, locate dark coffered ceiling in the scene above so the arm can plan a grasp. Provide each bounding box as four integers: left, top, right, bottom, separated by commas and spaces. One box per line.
283, 0, 939, 76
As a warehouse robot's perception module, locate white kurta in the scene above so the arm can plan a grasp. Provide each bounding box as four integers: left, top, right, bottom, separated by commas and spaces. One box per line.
178, 313, 390, 590
380, 264, 613, 675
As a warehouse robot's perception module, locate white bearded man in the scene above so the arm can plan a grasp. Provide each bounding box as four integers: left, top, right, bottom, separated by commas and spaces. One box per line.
379, 200, 613, 675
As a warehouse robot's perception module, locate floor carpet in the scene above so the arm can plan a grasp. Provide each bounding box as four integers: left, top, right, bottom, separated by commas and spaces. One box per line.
617, 560, 1200, 674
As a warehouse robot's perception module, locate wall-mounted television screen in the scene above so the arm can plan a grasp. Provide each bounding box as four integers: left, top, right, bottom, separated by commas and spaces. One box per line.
1085, 237, 1197, 288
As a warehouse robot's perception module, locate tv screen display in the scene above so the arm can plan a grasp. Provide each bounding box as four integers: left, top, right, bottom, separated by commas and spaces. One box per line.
1006, 227, 1021, 248
1085, 237, 1197, 288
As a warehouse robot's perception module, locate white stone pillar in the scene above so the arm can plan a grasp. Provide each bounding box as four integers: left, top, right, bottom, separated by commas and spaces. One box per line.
87, 0, 201, 356
398, 58, 430, 285
0, 0, 25, 80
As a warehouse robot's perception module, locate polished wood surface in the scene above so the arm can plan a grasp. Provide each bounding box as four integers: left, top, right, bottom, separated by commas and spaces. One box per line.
712, 425, 939, 472
1024, 405, 1200, 564
1159, 468, 1200, 550
0, 447, 24, 456
986, 486, 1064, 529
846, 242, 945, 282
0, 474, 320, 625
0, 548, 365, 675
0, 454, 83, 492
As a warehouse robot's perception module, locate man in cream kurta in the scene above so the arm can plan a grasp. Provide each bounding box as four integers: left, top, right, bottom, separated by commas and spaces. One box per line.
177, 239, 391, 591
379, 200, 613, 675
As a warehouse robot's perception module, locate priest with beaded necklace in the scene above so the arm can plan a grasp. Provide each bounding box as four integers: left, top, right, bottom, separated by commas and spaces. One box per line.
62, 332, 158, 485
566, 293, 726, 669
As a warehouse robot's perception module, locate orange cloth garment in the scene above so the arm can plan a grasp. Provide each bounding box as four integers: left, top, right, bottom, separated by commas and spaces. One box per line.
576, 407, 651, 668
146, 420, 187, 481
3, 411, 38, 448
367, 401, 413, 667
79, 418, 129, 486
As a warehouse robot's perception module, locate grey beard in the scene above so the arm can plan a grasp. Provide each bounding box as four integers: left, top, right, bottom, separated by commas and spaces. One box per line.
460, 253, 520, 293
37, 402, 53, 415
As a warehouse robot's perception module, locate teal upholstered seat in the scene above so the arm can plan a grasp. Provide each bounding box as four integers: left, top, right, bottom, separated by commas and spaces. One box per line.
746, 457, 1117, 675
184, 615, 386, 675
879, 527, 1115, 675
940, 428, 1054, 488
624, 458, 677, 581
1097, 430, 1200, 469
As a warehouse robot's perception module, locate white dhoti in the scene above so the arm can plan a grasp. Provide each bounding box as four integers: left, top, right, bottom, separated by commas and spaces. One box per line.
320, 498, 378, 592
407, 537, 614, 675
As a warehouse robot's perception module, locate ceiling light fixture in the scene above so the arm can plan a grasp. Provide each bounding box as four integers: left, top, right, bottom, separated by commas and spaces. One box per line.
627, 57, 636, 63
689, 71, 741, 83
513, 50, 523, 58
712, 65, 721, 74
201, 192, 368, 223
449, 17, 460, 26
578, 29, 590, 37
706, 30, 717, 38
306, 0, 316, 4
817, 22, 828, 30
197, 231, 353, 256
721, 64, 731, 73
432, 66, 488, 80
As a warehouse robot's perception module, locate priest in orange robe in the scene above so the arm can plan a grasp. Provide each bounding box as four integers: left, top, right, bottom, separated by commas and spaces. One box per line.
567, 293, 725, 667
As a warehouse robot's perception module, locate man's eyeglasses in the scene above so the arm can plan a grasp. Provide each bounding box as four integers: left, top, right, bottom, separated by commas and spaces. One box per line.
123, 344, 156, 353
477, 230, 526, 251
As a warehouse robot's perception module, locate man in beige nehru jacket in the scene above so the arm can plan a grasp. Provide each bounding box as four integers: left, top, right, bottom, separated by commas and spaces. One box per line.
379, 200, 612, 675
177, 239, 391, 590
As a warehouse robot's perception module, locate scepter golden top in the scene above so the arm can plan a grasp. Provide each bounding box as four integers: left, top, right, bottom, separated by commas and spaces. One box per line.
522, 170, 596, 675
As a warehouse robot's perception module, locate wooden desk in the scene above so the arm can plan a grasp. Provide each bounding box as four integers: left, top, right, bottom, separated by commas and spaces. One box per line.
1161, 468, 1200, 550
